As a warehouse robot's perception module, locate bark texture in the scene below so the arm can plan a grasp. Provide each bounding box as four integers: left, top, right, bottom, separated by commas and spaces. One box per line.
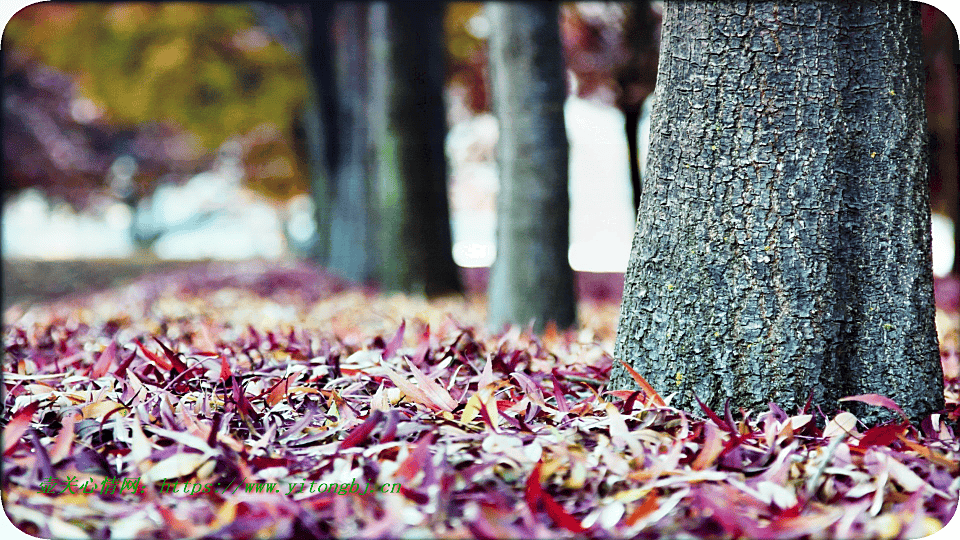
368, 2, 462, 296
487, 2, 576, 332
610, 1, 943, 426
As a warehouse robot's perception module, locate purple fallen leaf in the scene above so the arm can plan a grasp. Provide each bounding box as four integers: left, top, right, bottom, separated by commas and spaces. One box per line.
839, 394, 910, 423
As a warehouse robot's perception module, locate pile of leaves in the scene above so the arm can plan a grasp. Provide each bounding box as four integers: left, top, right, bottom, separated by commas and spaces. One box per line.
3, 262, 959, 538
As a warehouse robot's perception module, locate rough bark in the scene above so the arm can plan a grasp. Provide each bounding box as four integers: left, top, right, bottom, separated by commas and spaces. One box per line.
486, 2, 576, 332
610, 1, 943, 426
368, 2, 462, 296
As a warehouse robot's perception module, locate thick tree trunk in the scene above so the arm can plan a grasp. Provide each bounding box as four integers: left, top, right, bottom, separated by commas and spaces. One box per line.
486, 2, 576, 332
326, 4, 376, 284
610, 1, 943, 426
368, 2, 462, 296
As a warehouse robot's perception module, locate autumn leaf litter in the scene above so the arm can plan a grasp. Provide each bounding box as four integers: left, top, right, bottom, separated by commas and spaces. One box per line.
3, 262, 959, 539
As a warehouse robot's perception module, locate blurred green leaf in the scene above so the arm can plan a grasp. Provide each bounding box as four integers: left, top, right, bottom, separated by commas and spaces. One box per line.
6, 2, 309, 201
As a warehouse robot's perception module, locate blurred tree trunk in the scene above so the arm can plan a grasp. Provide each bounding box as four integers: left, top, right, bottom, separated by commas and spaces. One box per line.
247, 2, 338, 261
301, 3, 337, 265
326, 4, 376, 283
919, 5, 960, 274
614, 2, 660, 210
486, 2, 576, 332
609, 1, 943, 426
368, 2, 462, 296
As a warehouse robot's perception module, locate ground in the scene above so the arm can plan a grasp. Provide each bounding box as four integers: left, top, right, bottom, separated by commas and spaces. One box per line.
2, 261, 958, 539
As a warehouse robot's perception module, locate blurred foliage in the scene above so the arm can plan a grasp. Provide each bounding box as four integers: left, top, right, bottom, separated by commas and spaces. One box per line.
4, 2, 309, 201
441, 3, 651, 116
444, 2, 488, 114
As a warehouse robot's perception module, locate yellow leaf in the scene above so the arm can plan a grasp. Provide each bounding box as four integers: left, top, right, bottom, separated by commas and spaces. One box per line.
81, 400, 124, 419
144, 453, 211, 482
461, 383, 499, 424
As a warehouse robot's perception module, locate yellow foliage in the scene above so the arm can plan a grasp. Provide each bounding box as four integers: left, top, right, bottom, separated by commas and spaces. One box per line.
6, 2, 309, 201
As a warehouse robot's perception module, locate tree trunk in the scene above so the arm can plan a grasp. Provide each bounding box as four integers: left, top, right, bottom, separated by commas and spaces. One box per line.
610, 1, 943, 426
326, 4, 376, 284
301, 3, 337, 265
486, 2, 576, 332
614, 1, 660, 211
368, 2, 462, 296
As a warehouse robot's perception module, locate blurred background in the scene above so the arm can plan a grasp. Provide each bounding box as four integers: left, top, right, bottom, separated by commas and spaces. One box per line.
2, 2, 958, 308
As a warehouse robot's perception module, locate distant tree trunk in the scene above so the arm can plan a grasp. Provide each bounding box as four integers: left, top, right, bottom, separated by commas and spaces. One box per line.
301, 3, 337, 265
486, 2, 576, 332
614, 2, 660, 210
610, 1, 943, 426
920, 5, 960, 274
368, 2, 462, 296
246, 2, 338, 262
326, 4, 376, 283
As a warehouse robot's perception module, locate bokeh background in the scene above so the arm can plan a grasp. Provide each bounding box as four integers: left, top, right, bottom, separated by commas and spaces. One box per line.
2, 2, 958, 310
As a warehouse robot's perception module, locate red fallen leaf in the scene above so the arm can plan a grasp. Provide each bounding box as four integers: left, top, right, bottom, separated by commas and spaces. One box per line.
383, 320, 405, 359
720, 432, 749, 457
399, 485, 429, 504
495, 400, 516, 412
266, 373, 298, 407
218, 356, 232, 382
396, 430, 435, 482
615, 358, 666, 406
695, 393, 735, 433
622, 390, 644, 415
339, 410, 384, 450
723, 399, 739, 432
550, 374, 570, 414
114, 347, 137, 378
206, 412, 222, 448
379, 410, 399, 444
511, 372, 548, 408
777, 501, 804, 519
857, 421, 909, 449
250, 455, 289, 469
3, 401, 40, 455
247, 325, 261, 348
525, 460, 587, 534
136, 339, 172, 370
155, 504, 194, 537
90, 340, 117, 379
625, 488, 660, 526
840, 394, 910, 423
153, 336, 189, 375
232, 377, 254, 417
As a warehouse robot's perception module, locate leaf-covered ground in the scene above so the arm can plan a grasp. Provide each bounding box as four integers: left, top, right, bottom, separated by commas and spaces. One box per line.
3, 261, 959, 539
